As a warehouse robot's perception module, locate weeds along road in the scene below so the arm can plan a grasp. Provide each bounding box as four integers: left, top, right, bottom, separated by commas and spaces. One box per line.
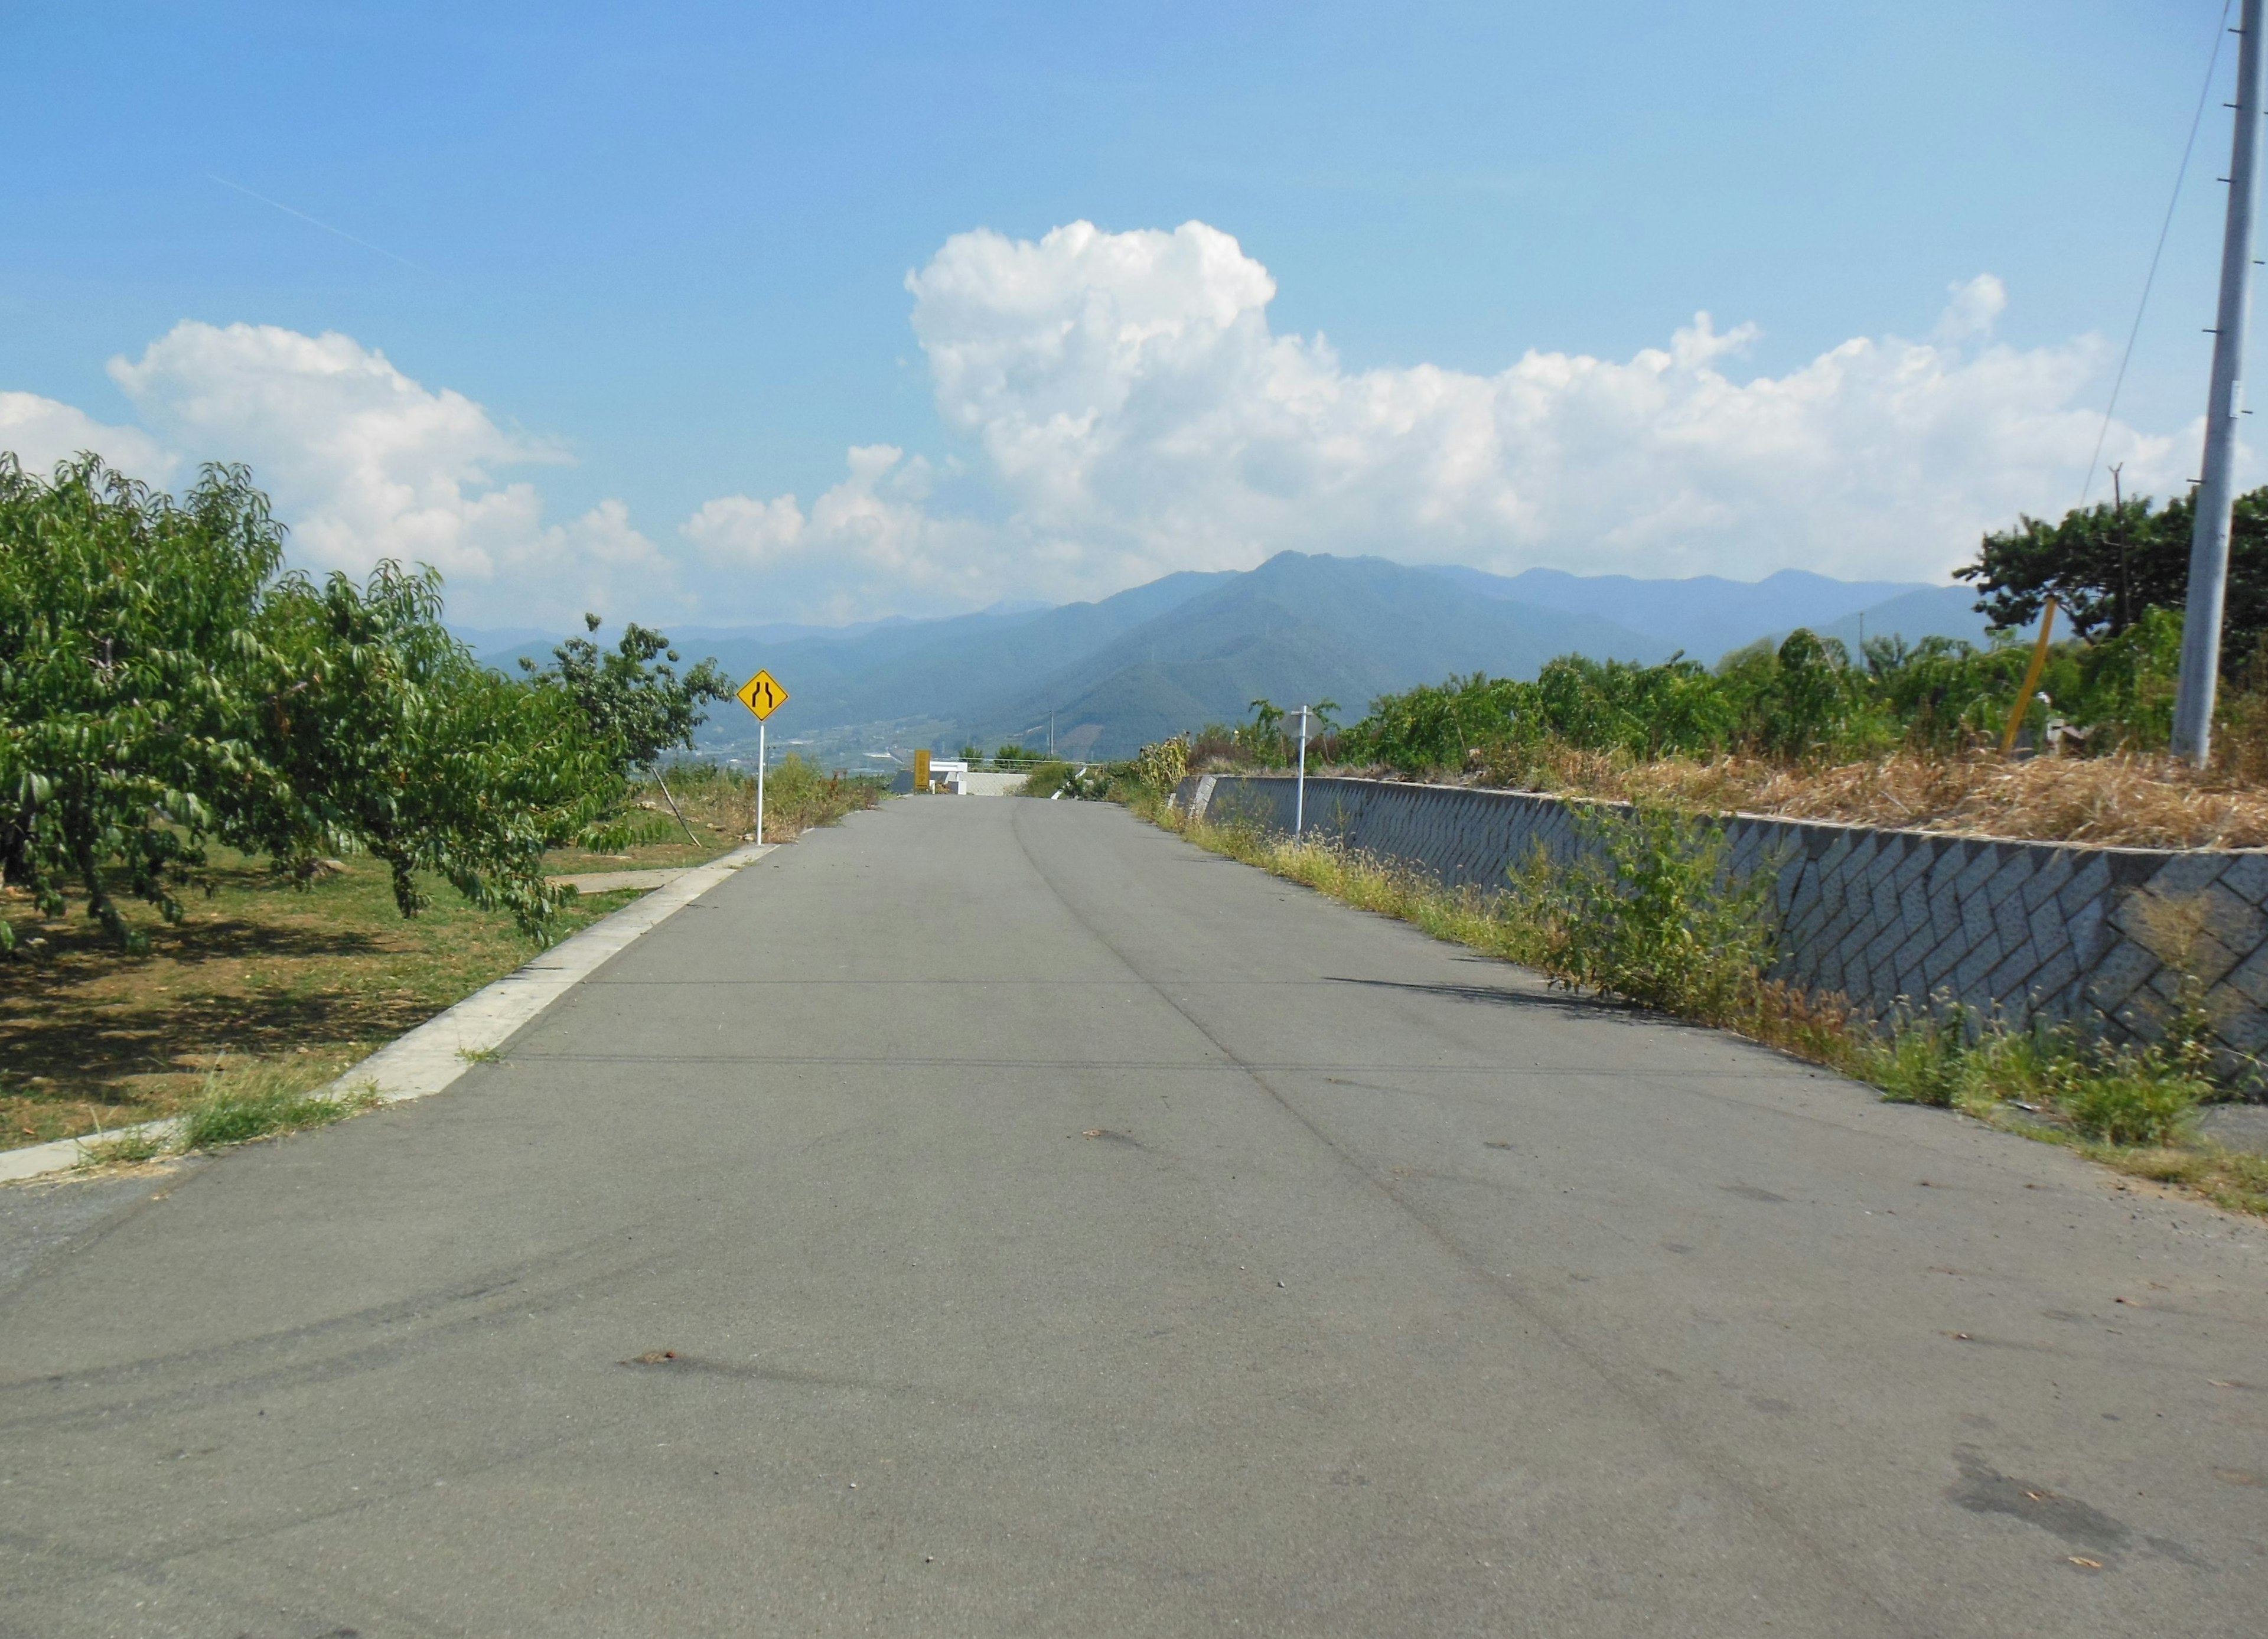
3, 797, 2265, 1637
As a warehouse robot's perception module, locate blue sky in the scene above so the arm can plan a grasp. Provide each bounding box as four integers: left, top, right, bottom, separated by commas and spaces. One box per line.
0, 1, 2248, 627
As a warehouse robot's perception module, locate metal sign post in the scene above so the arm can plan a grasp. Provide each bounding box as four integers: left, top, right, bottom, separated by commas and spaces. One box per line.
1287, 706, 1318, 834
735, 669, 789, 842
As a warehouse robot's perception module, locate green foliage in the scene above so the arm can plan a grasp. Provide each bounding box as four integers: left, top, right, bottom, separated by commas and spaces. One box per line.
1506, 804, 1777, 1023
0, 455, 672, 951
1832, 992, 2206, 1144
1342, 608, 2202, 774
992, 743, 1044, 766
1058, 763, 1122, 800
1957, 484, 2268, 658
250, 562, 619, 933
0, 455, 291, 951
2052, 1053, 2207, 1145
522, 614, 731, 778
1130, 734, 1191, 790
2067, 606, 2185, 747
1344, 636, 1891, 771
1015, 760, 1076, 796
181, 1074, 377, 1151
1718, 630, 1880, 758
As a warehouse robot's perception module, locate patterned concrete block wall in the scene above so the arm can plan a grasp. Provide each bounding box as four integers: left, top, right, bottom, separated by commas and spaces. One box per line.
1172, 773, 2268, 1064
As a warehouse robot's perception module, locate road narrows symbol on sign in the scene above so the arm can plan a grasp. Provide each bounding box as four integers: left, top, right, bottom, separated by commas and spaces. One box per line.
737, 669, 788, 721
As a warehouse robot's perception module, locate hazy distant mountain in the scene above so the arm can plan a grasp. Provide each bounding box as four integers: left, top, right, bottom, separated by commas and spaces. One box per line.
450, 624, 559, 660
506, 553, 2015, 767
1804, 584, 2012, 653
683, 571, 1234, 758
953, 553, 1674, 758
1423, 565, 1933, 662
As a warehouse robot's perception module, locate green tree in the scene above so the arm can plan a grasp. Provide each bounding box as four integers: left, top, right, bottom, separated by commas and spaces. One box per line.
0, 455, 291, 950
1956, 484, 2268, 663
526, 615, 731, 778
2, 455, 643, 952
253, 563, 620, 934
1720, 631, 1876, 758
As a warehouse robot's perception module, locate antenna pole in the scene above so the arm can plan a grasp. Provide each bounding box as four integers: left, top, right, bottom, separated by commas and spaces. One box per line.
2174, 0, 2266, 763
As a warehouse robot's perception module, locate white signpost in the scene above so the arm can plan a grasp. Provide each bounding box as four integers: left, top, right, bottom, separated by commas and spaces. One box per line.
735, 670, 788, 843
1286, 706, 1319, 834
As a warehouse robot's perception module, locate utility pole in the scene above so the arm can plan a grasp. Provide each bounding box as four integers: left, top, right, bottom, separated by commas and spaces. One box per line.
2112, 464, 2130, 636
2173, 0, 2267, 764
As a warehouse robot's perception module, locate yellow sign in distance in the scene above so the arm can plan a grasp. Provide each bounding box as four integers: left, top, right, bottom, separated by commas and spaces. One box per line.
737, 669, 788, 721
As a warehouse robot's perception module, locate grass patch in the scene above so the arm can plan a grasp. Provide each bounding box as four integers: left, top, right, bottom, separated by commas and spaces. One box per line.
70, 1060, 383, 1171
74, 1125, 173, 1168
1, 850, 644, 1152
178, 1068, 380, 1152
1152, 793, 2267, 1220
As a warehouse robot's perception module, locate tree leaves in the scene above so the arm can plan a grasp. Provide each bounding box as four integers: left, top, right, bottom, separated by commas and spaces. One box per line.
1, 456, 633, 949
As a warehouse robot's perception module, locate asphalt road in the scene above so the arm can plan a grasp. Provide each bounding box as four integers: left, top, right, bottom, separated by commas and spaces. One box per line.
4, 797, 2266, 1637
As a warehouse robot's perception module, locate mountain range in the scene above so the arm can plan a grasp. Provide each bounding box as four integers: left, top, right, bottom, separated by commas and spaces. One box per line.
469, 554, 2011, 764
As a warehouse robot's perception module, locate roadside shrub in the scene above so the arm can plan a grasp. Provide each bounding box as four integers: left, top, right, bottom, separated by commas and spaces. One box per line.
1131, 734, 1191, 791
1060, 764, 1121, 800
1016, 760, 1075, 796
1862, 1001, 1976, 1107
2050, 1050, 2208, 1145
1507, 803, 1776, 1024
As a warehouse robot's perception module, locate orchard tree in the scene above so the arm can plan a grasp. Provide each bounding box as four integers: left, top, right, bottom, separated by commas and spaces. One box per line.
527, 615, 731, 778
250, 563, 620, 935
2, 454, 641, 951
0, 455, 289, 950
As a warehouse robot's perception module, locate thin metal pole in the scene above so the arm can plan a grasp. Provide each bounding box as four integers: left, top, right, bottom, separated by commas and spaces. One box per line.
1295, 707, 1307, 835
756, 723, 766, 844
2174, 0, 2266, 764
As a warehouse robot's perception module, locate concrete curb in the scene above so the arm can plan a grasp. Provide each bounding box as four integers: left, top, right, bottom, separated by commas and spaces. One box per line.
0, 843, 774, 1187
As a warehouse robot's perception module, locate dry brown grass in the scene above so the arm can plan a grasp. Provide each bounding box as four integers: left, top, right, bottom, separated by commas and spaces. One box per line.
1393, 748, 2268, 849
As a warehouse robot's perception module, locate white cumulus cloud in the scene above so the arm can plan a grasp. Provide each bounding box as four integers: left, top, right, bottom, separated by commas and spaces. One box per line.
887, 220, 2195, 599
0, 391, 175, 484
0, 224, 2218, 627
105, 321, 677, 624
683, 444, 999, 621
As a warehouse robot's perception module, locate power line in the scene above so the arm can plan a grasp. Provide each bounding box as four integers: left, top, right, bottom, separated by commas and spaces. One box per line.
2078, 0, 2237, 508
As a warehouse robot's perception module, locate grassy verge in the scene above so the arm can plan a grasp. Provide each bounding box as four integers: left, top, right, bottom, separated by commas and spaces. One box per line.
1153, 796, 2268, 1220
0, 848, 648, 1152
77, 1060, 387, 1168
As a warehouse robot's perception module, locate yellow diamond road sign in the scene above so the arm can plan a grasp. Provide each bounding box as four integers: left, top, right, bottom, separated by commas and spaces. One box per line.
737, 669, 788, 721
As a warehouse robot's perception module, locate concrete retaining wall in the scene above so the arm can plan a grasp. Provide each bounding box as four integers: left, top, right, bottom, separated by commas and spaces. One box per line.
1172, 773, 2268, 1065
